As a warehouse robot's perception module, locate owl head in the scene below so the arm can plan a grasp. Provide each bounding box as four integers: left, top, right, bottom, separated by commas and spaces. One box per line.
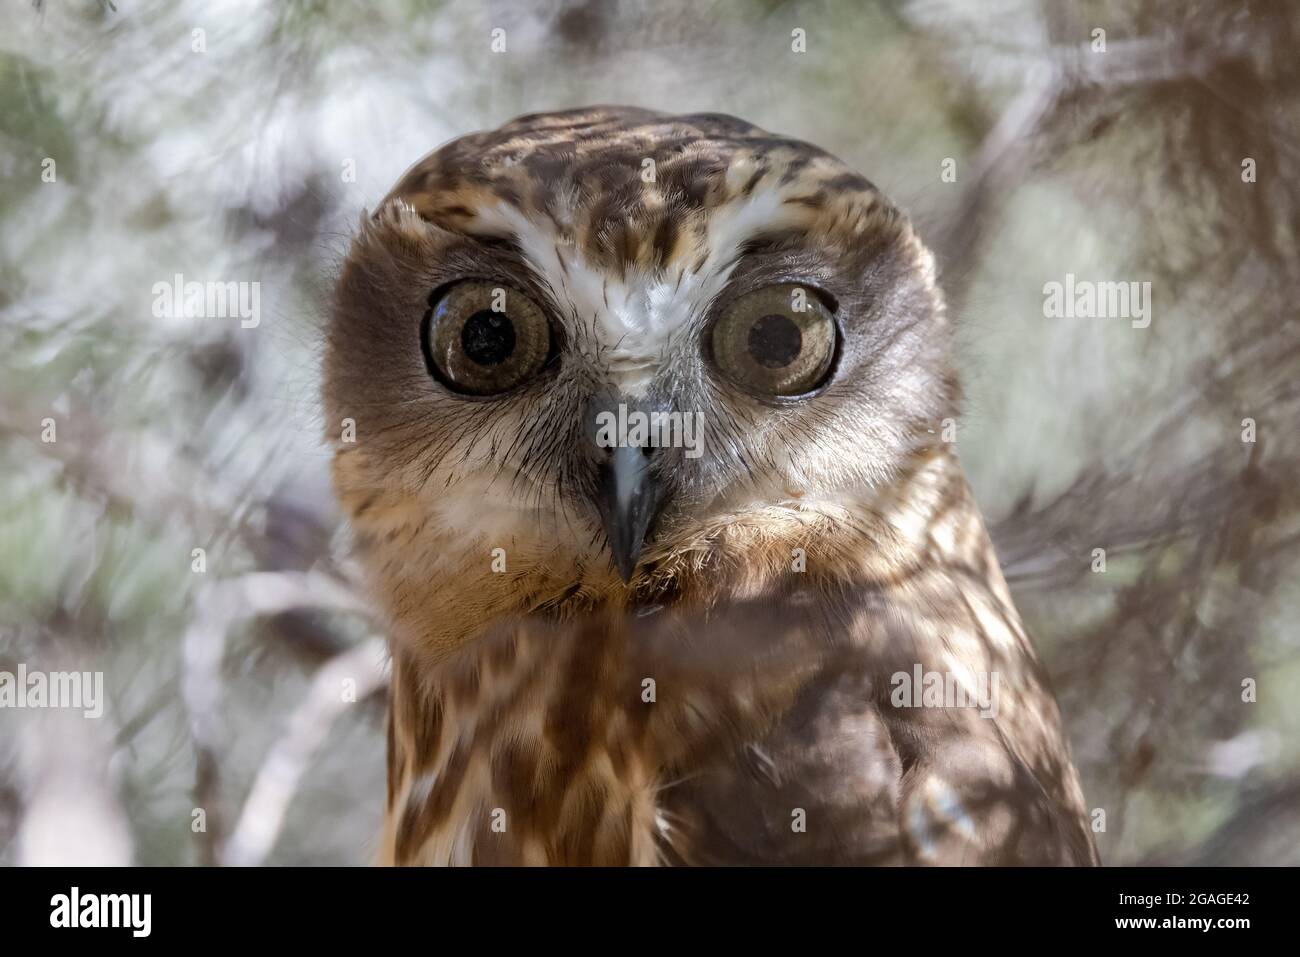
324, 107, 956, 655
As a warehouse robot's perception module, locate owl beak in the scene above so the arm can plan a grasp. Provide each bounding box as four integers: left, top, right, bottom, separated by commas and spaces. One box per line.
594, 443, 666, 583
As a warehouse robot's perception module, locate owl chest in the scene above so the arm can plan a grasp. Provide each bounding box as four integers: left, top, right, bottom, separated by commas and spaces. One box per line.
385, 642, 667, 866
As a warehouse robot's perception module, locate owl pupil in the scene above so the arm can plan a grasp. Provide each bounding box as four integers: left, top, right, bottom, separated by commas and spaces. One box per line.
461, 310, 516, 365
747, 314, 802, 369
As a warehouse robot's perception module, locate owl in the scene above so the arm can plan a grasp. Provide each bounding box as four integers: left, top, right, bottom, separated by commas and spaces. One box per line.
323, 106, 1098, 866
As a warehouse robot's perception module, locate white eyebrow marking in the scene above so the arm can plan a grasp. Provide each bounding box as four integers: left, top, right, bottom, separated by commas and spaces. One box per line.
471, 185, 807, 397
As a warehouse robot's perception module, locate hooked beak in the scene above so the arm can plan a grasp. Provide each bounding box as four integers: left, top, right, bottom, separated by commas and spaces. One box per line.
593, 443, 667, 583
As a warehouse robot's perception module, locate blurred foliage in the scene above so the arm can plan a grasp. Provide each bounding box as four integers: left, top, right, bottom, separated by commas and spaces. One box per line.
1, 0, 1298, 865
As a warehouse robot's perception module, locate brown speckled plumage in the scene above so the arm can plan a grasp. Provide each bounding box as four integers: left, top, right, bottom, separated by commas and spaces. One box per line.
324, 106, 1097, 866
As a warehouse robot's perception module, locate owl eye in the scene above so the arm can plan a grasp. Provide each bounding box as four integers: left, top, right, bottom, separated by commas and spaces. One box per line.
422, 281, 553, 395
709, 283, 838, 396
